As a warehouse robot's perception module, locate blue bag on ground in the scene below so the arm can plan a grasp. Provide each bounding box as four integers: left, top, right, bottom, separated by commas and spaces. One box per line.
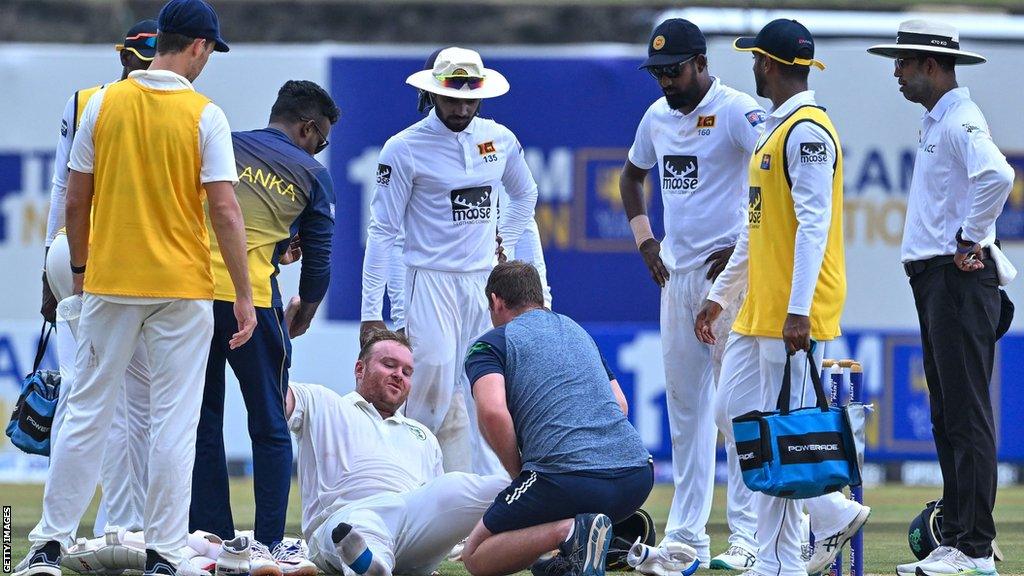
731, 351, 861, 499
6, 323, 60, 456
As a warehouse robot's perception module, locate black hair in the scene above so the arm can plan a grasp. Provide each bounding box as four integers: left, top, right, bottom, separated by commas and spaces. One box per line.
778, 62, 811, 81
269, 80, 341, 125
156, 31, 195, 55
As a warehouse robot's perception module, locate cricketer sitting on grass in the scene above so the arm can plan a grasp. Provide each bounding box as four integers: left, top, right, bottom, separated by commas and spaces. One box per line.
287, 330, 507, 576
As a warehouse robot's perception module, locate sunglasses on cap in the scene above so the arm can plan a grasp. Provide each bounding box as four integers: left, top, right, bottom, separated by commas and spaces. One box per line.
646, 55, 697, 79
302, 118, 329, 154
435, 74, 486, 90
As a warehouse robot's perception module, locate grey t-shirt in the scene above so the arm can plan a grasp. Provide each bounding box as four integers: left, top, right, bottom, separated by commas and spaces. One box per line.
465, 308, 651, 474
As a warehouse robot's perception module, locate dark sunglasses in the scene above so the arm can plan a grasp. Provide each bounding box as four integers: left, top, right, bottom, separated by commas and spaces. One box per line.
302, 118, 329, 154
436, 74, 486, 90
646, 55, 697, 79
894, 56, 923, 70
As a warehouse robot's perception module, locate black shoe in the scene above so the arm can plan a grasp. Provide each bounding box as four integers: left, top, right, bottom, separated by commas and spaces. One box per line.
531, 555, 576, 576
559, 514, 613, 576
13, 541, 62, 576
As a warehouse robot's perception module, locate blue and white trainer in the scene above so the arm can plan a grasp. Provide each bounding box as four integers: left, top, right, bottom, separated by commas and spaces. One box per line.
559, 514, 613, 576
13, 541, 62, 576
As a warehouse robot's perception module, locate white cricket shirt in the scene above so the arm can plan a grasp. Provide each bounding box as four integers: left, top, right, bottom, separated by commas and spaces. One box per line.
901, 87, 1015, 263
627, 77, 766, 273
360, 110, 539, 321
288, 383, 443, 541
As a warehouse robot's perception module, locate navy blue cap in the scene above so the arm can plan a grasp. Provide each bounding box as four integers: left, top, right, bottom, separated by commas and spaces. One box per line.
641, 19, 706, 68
734, 19, 824, 70
115, 19, 158, 61
158, 0, 229, 53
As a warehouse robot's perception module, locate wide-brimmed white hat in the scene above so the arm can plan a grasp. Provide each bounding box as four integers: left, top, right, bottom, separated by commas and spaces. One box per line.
406, 47, 510, 99
867, 20, 986, 65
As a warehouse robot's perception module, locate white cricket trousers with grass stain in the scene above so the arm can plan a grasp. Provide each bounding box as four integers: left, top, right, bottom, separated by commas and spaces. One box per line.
308, 472, 507, 576
29, 293, 213, 565
45, 233, 150, 535
402, 267, 505, 477
716, 333, 863, 576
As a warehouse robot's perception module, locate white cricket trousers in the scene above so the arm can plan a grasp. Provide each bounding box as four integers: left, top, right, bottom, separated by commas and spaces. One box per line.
308, 472, 507, 575
403, 267, 504, 477
29, 293, 213, 565
45, 234, 150, 534
659, 265, 743, 562
717, 333, 862, 576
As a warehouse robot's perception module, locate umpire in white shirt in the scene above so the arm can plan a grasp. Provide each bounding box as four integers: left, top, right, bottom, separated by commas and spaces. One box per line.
619, 18, 765, 569
360, 47, 539, 476
869, 20, 1015, 576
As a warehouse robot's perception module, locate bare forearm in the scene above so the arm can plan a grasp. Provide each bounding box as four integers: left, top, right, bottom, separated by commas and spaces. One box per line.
65, 170, 93, 267
619, 163, 648, 220
208, 193, 252, 301
479, 410, 521, 477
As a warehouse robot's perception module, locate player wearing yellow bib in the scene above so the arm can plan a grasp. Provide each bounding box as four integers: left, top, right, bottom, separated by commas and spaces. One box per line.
19, 2, 254, 576
40, 19, 157, 539
693, 20, 869, 576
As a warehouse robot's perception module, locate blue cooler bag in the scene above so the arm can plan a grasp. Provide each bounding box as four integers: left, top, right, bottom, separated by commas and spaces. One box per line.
6, 323, 60, 456
732, 351, 861, 499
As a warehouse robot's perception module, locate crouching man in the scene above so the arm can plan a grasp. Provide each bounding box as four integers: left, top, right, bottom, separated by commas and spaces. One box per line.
287, 330, 507, 576
460, 261, 655, 576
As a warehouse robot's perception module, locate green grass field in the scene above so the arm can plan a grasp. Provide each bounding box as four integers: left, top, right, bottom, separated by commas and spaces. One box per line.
3, 481, 1021, 575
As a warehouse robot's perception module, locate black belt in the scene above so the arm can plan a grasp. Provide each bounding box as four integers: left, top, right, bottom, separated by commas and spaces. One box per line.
903, 248, 991, 278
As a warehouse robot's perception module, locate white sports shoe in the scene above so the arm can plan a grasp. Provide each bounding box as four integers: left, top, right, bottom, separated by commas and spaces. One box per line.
216, 537, 251, 576
250, 540, 283, 576
897, 546, 956, 576
915, 549, 998, 576
627, 540, 700, 576
273, 539, 317, 576
806, 505, 871, 576
709, 545, 756, 571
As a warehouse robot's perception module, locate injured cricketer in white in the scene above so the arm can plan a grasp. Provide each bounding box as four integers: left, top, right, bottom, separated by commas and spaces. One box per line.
287, 380, 506, 576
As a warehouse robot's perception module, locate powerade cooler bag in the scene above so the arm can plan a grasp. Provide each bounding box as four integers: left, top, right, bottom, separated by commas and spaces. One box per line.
6, 323, 60, 456
731, 352, 861, 499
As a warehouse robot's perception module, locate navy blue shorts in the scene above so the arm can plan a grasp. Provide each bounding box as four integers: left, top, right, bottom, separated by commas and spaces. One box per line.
482, 463, 654, 534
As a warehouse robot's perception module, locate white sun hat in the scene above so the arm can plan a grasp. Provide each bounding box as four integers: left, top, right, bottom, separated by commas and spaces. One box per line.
406, 46, 510, 99
867, 20, 986, 65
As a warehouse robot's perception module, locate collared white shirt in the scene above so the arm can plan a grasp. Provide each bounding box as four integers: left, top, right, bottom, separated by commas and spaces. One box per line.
288, 383, 443, 541
68, 69, 237, 184
901, 87, 1015, 263
628, 77, 765, 273
709, 90, 837, 316
360, 109, 539, 321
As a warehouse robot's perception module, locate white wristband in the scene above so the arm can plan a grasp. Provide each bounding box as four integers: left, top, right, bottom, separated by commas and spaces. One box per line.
629, 215, 655, 249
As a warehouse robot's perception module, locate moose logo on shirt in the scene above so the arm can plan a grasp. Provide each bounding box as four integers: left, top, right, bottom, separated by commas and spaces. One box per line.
799, 143, 828, 164
662, 155, 699, 193
450, 186, 493, 224
748, 186, 762, 229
